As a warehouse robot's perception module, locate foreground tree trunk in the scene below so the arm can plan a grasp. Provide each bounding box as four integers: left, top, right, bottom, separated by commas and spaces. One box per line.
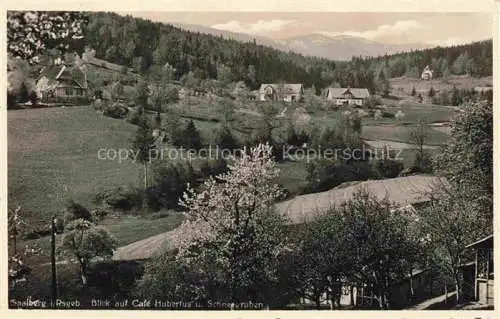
142, 162, 148, 211
454, 272, 462, 305
79, 259, 88, 285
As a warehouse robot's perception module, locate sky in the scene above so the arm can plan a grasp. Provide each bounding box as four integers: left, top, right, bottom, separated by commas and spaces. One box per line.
120, 12, 492, 46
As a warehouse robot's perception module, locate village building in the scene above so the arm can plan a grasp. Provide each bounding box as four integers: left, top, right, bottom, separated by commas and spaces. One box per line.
259, 83, 304, 102
325, 87, 370, 106
421, 66, 433, 80
35, 48, 134, 102
460, 234, 494, 307
35, 61, 88, 101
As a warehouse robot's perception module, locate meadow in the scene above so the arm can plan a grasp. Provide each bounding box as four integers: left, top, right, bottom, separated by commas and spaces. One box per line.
8, 98, 453, 257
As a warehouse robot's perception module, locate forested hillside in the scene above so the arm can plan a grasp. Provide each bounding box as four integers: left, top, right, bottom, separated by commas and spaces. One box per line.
81, 12, 492, 94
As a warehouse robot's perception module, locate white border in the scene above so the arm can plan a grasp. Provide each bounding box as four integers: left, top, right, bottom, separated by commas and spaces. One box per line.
0, 1, 498, 318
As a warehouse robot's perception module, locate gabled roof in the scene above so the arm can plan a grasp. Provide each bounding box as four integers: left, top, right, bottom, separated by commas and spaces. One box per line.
38, 64, 87, 88
276, 175, 446, 223
259, 83, 304, 95
327, 87, 370, 99
422, 66, 433, 74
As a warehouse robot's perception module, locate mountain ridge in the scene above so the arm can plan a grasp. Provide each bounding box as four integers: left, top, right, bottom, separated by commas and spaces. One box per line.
173, 22, 431, 60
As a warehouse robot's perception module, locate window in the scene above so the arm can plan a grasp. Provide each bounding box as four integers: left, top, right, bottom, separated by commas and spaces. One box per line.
65, 87, 74, 96
291, 95, 296, 101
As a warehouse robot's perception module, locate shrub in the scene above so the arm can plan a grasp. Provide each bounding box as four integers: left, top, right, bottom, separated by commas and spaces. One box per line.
382, 111, 395, 119
103, 103, 129, 119
128, 106, 144, 125
92, 206, 111, 221
373, 158, 404, 178
304, 159, 375, 194
62, 200, 92, 228
65, 200, 92, 221
94, 186, 142, 212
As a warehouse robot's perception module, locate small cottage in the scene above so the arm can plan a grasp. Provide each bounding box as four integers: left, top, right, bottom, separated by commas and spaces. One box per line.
421, 66, 433, 80
326, 87, 370, 106
259, 83, 304, 102
36, 62, 88, 101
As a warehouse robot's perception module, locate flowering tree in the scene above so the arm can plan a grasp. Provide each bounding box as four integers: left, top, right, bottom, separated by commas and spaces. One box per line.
172, 143, 288, 303
7, 11, 88, 63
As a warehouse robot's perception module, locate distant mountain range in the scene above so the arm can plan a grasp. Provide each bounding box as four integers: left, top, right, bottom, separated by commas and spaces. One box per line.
174, 23, 431, 61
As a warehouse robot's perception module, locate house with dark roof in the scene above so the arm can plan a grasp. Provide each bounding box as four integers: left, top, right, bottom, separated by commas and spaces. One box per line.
326, 87, 370, 106
35, 62, 88, 101
259, 83, 304, 102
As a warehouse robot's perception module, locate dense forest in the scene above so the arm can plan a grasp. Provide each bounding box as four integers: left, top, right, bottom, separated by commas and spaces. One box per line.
80, 12, 492, 94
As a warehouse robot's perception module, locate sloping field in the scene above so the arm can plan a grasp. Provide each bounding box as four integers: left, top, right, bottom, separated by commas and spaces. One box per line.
114, 174, 446, 260
8, 106, 142, 219
390, 75, 492, 98
361, 125, 450, 146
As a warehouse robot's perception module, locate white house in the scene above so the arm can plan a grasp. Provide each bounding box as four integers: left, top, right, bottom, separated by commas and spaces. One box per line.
326, 87, 370, 106
259, 83, 304, 102
421, 66, 433, 80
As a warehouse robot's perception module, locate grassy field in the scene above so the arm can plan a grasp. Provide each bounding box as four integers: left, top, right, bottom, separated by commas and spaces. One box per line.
361, 125, 450, 146
390, 75, 492, 99
8, 106, 143, 220
22, 212, 185, 261
8, 101, 452, 216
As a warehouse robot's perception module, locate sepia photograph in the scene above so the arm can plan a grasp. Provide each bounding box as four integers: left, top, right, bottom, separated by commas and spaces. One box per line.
5, 7, 494, 312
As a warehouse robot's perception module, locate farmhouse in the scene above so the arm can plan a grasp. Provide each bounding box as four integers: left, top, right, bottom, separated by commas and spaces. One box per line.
36, 62, 88, 101
325, 87, 370, 106
259, 83, 304, 102
421, 66, 433, 80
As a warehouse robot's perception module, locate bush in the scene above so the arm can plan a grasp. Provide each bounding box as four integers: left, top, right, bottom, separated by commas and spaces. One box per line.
94, 186, 142, 212
103, 103, 129, 119
65, 200, 92, 221
382, 111, 395, 118
128, 106, 144, 125
22, 227, 51, 240
62, 200, 92, 228
365, 95, 382, 108
92, 206, 111, 221
373, 159, 404, 178
304, 159, 375, 194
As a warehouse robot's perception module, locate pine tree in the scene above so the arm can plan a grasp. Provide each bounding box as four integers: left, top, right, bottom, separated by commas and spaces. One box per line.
18, 82, 29, 103
181, 120, 202, 150
154, 112, 162, 129
428, 87, 436, 97
215, 124, 239, 150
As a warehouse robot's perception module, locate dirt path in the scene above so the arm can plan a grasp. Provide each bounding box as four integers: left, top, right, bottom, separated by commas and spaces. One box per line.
408, 291, 456, 310
113, 229, 178, 261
